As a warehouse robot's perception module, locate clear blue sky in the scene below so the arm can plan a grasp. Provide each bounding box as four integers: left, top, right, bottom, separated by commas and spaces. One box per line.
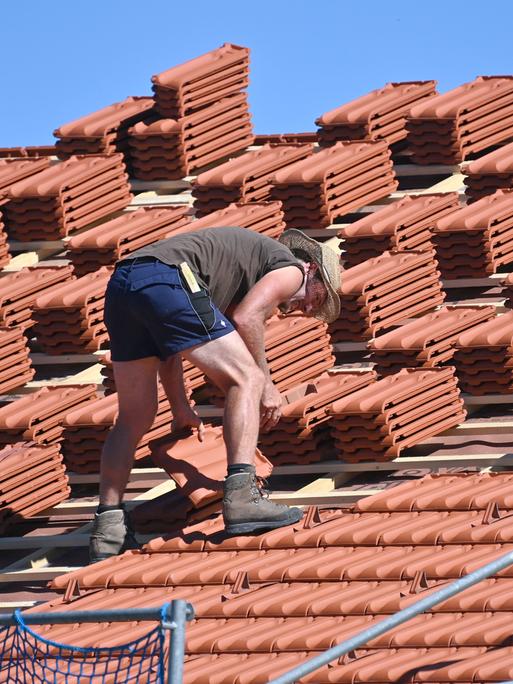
1, 0, 512, 146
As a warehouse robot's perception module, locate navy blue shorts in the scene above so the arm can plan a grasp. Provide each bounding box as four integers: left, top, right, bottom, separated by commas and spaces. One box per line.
104, 257, 235, 362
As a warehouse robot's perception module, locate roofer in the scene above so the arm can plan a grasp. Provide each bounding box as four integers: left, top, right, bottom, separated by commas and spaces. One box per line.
89, 226, 341, 563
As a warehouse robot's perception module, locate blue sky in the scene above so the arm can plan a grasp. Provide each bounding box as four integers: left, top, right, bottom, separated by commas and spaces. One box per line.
1, 0, 512, 146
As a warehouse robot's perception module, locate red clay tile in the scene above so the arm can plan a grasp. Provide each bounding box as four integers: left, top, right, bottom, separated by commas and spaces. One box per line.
254, 133, 318, 144
0, 326, 34, 393
462, 140, 513, 202
192, 144, 313, 215
190, 201, 286, 239
316, 81, 437, 147
0, 145, 56, 158
152, 43, 250, 118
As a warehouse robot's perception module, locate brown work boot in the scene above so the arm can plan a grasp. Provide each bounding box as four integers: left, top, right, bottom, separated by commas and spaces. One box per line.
223, 469, 303, 535
89, 507, 140, 564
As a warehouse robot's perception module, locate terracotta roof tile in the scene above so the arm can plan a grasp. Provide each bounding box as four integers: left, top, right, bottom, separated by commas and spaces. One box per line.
0, 157, 50, 196
330, 250, 445, 342
53, 96, 156, 166
152, 43, 250, 118
0, 326, 34, 393
190, 201, 285, 239
461, 140, 513, 202
0, 441, 69, 533
0, 264, 74, 329
0, 385, 98, 447
4, 154, 132, 240
65, 206, 191, 275
270, 141, 398, 229
0, 145, 56, 158
316, 80, 437, 147
253, 133, 318, 144
328, 367, 465, 461
128, 93, 253, 180
192, 144, 313, 214
406, 76, 513, 163
369, 305, 496, 376
338, 192, 460, 268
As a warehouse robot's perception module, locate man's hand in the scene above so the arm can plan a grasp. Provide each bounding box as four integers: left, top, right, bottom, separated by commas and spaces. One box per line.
171, 405, 205, 442
260, 380, 282, 432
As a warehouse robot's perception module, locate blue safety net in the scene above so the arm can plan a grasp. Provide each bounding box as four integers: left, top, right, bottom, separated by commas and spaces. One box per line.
0, 609, 166, 683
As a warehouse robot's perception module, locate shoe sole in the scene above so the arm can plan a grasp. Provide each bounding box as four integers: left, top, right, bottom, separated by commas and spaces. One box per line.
225, 509, 304, 535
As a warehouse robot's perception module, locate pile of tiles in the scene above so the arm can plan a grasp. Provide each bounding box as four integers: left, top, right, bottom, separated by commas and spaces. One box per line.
132, 425, 273, 532
0, 146, 56, 158
191, 143, 313, 216
338, 192, 460, 268
0, 326, 34, 394
0, 158, 52, 266
3, 154, 132, 240
203, 313, 335, 404
328, 366, 466, 462
453, 311, 513, 394
0, 441, 69, 534
258, 370, 376, 465
270, 141, 398, 229
0, 265, 73, 330
62, 386, 189, 473
462, 141, 513, 202
329, 249, 445, 343
316, 80, 437, 147
432, 189, 513, 278
368, 305, 496, 376
66, 206, 192, 276
0, 385, 97, 448
151, 42, 249, 119
190, 200, 286, 239
53, 96, 156, 165
128, 93, 253, 180
98, 351, 206, 397
32, 268, 112, 354
406, 76, 513, 164
38, 471, 513, 682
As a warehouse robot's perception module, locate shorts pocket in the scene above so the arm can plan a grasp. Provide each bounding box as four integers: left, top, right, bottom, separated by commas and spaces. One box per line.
188, 289, 216, 331
129, 271, 181, 292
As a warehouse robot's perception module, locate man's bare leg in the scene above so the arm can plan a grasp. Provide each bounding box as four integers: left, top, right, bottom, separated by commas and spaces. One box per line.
182, 331, 264, 466
99, 356, 159, 505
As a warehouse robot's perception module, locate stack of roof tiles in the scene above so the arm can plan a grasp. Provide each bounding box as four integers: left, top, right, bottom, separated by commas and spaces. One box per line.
0, 146, 56, 158
32, 268, 112, 354
61, 384, 183, 473
0, 158, 52, 265
0, 441, 69, 534
462, 140, 513, 202
270, 141, 398, 229
98, 351, 205, 398
432, 189, 513, 277
329, 249, 445, 342
128, 93, 253, 180
3, 154, 132, 240
258, 371, 376, 465
316, 80, 437, 147
37, 471, 513, 681
66, 206, 192, 276
0, 326, 34, 394
368, 305, 496, 376
133, 426, 272, 531
0, 265, 73, 330
191, 143, 313, 216
189, 200, 286, 239
53, 96, 156, 167
128, 43, 253, 180
453, 311, 513, 394
338, 192, 460, 268
328, 366, 466, 462
0, 385, 97, 448
406, 76, 513, 164
203, 313, 335, 404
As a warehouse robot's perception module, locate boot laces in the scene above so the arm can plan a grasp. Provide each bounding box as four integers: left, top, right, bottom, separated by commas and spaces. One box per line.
254, 475, 270, 500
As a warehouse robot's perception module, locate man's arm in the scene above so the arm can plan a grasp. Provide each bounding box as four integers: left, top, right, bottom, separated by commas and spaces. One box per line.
159, 354, 204, 441
230, 266, 304, 430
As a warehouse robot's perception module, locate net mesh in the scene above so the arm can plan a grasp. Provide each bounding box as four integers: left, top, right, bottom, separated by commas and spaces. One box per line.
0, 609, 166, 683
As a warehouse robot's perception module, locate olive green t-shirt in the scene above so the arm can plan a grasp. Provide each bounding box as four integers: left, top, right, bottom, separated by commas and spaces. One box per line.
127, 226, 304, 313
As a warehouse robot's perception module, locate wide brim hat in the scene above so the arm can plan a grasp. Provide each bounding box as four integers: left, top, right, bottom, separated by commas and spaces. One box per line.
279, 229, 341, 323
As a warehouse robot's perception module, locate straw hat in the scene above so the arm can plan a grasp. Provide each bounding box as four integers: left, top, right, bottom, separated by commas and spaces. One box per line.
279, 229, 341, 323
